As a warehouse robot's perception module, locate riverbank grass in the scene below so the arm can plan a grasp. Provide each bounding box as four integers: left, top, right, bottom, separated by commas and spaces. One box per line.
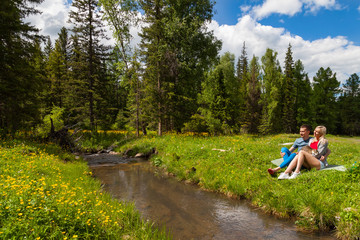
0, 139, 169, 239
119, 134, 360, 240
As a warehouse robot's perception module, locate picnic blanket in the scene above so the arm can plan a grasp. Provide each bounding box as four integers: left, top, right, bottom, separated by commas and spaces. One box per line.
271, 158, 347, 172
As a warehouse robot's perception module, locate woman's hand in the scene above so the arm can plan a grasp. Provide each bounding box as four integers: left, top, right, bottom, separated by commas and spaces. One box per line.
320, 155, 325, 161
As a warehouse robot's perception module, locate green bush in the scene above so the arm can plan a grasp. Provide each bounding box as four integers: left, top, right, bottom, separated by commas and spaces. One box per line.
36, 106, 65, 137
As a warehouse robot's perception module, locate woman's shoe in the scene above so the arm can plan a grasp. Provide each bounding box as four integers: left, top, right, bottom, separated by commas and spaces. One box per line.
289, 172, 301, 179
278, 172, 290, 180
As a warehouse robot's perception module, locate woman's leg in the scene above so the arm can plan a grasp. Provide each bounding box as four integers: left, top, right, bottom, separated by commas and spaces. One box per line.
294, 151, 321, 173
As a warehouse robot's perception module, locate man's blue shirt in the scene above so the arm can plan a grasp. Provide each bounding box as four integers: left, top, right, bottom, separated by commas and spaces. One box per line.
292, 137, 314, 152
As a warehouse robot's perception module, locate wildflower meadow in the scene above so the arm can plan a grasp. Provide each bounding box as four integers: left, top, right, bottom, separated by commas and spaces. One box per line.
0, 138, 169, 239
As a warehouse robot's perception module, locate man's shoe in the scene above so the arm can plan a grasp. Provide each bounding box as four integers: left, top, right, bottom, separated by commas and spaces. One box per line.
278, 172, 290, 180
268, 168, 275, 175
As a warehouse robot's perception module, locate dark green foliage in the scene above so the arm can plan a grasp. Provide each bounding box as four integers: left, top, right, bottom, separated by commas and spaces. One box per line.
0, 0, 44, 134
0, 0, 358, 136
282, 44, 296, 133
236, 42, 249, 128
243, 56, 262, 133
198, 52, 239, 134
259, 48, 283, 134
68, 0, 110, 129
139, 0, 220, 135
311, 67, 340, 132
338, 73, 360, 135
293, 60, 314, 128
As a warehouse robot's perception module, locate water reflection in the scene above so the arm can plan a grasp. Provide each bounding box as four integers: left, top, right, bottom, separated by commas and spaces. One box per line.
90, 159, 334, 240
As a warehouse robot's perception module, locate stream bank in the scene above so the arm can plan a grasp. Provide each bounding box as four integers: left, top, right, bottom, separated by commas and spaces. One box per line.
85, 153, 335, 240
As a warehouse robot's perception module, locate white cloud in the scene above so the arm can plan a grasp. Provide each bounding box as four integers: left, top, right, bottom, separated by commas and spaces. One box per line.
252, 0, 303, 19
25, 0, 72, 41
26, 0, 359, 83
358, 5, 360, 12
208, 15, 360, 83
247, 0, 341, 20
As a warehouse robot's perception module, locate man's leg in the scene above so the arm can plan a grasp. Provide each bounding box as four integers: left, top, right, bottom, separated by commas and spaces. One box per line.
279, 147, 296, 168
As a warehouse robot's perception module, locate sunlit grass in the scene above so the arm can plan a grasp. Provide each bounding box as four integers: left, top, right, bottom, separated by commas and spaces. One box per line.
118, 134, 360, 240
0, 139, 169, 239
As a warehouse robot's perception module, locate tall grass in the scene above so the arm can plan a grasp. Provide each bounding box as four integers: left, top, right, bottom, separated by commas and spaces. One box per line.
118, 133, 360, 240
0, 138, 169, 239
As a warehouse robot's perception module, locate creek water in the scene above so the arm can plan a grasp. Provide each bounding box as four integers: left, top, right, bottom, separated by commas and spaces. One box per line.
87, 154, 335, 240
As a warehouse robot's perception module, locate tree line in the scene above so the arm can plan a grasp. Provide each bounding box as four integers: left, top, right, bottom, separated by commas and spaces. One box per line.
1, 0, 359, 136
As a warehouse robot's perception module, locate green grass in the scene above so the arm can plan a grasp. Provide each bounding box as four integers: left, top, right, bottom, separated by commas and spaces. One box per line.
0, 138, 169, 239
118, 133, 360, 240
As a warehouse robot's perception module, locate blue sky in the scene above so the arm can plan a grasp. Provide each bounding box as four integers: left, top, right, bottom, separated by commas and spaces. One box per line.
26, 0, 360, 83
213, 0, 360, 44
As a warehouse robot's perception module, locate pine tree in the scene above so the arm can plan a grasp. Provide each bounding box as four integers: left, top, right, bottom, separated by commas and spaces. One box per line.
236, 42, 249, 127
293, 60, 314, 128
139, 0, 220, 135
312, 67, 340, 132
199, 52, 239, 134
47, 29, 70, 109
0, 0, 44, 134
259, 48, 283, 134
243, 55, 262, 133
68, 0, 110, 129
282, 44, 296, 133
338, 73, 360, 135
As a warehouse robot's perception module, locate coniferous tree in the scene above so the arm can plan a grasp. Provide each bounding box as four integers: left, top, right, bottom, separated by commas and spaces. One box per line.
47, 29, 70, 109
338, 73, 360, 135
282, 44, 296, 133
243, 55, 262, 133
259, 48, 283, 134
236, 42, 249, 127
293, 60, 314, 128
312, 67, 340, 132
139, 0, 220, 135
138, 0, 166, 135
199, 52, 238, 134
68, 0, 110, 129
0, 0, 44, 134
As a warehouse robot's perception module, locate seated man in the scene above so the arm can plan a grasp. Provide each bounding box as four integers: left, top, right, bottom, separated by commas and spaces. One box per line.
268, 124, 330, 175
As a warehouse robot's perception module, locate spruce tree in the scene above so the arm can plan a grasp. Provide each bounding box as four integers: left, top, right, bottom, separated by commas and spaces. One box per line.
68, 0, 110, 129
236, 42, 249, 127
293, 60, 314, 128
139, 0, 220, 135
0, 0, 44, 134
244, 55, 262, 133
199, 52, 238, 134
312, 67, 340, 132
259, 48, 283, 134
282, 44, 296, 133
338, 73, 360, 135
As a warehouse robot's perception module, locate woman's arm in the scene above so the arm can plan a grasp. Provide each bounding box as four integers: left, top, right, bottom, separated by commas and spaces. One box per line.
320, 148, 331, 161
314, 139, 329, 159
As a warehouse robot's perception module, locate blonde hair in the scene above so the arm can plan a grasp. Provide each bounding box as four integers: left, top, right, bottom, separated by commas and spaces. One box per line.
315, 125, 326, 143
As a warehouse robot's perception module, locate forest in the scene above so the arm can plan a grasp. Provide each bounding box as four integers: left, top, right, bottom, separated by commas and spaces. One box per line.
1, 0, 360, 137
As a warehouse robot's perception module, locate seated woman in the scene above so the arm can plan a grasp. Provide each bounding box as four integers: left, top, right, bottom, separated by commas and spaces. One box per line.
278, 125, 330, 180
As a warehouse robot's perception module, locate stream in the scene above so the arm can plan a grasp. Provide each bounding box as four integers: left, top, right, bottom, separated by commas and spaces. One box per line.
86, 154, 335, 240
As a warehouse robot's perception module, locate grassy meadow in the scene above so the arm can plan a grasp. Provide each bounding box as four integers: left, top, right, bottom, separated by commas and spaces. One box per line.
0, 138, 169, 239
116, 133, 360, 240
1, 132, 359, 239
